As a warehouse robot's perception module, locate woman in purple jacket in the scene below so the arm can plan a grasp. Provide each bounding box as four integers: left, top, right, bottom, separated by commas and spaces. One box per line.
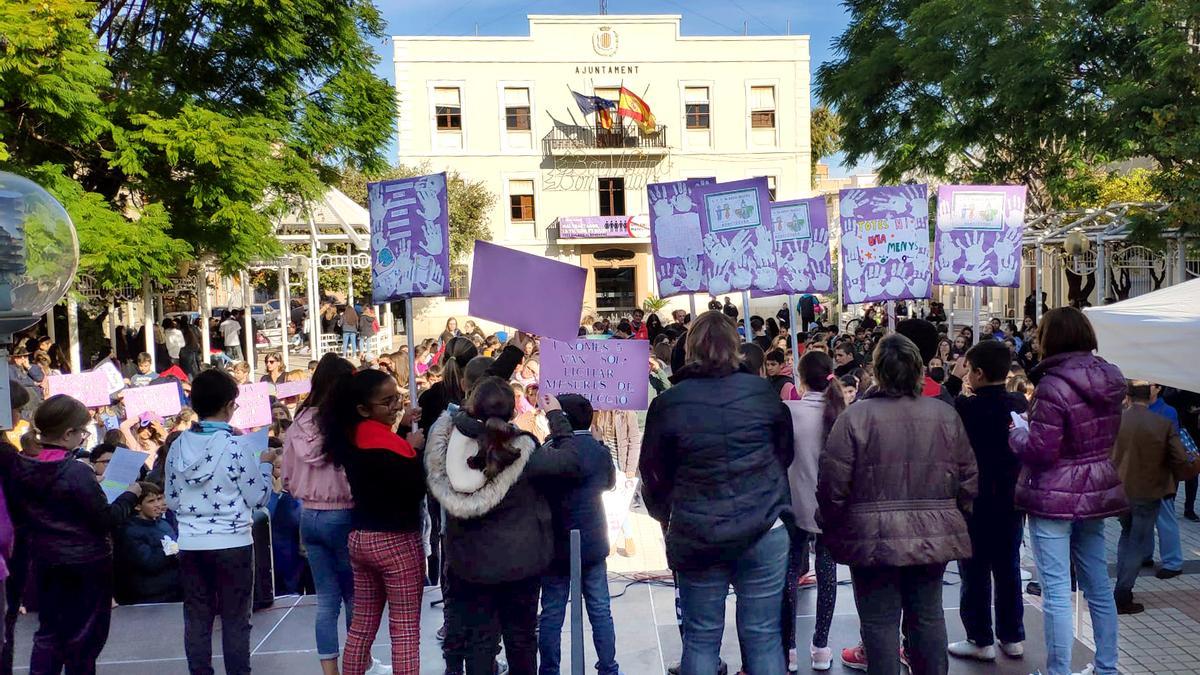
1009, 308, 1126, 675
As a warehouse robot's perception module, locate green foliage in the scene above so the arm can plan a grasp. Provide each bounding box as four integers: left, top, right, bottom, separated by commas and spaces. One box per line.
340, 164, 495, 263
810, 105, 842, 186
642, 295, 669, 314
0, 0, 396, 287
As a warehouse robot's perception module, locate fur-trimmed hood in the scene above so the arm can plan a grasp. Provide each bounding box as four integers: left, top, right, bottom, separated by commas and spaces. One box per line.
425, 411, 538, 520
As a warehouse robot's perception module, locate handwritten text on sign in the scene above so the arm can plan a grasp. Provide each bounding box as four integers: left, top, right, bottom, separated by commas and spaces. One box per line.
539, 339, 650, 411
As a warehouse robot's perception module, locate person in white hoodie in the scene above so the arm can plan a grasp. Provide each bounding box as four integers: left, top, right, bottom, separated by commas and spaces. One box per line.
166, 369, 276, 675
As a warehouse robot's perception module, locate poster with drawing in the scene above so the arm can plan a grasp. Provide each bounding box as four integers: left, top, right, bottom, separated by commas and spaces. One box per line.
693, 177, 777, 294
761, 196, 834, 295
648, 178, 714, 298
839, 185, 932, 304
934, 185, 1027, 287
368, 172, 451, 303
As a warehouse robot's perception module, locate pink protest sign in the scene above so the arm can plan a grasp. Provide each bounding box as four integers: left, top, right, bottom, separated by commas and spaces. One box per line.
467, 240, 586, 342
274, 380, 311, 400
539, 338, 650, 411
122, 382, 183, 420
47, 371, 112, 408
231, 383, 272, 430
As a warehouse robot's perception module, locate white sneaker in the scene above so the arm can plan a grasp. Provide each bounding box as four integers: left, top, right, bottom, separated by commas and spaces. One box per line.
1073, 665, 1095, 675
364, 658, 393, 675
948, 640, 997, 661
1000, 641, 1025, 658
810, 643, 833, 671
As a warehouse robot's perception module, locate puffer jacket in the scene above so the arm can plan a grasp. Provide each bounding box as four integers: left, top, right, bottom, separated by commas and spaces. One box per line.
1009, 351, 1127, 520
425, 410, 582, 585
639, 365, 794, 572
817, 390, 978, 568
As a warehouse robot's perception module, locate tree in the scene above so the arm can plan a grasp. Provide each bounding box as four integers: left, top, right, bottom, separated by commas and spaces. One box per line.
339, 164, 495, 264
0, 0, 396, 288
817, 1, 1120, 215
810, 105, 842, 187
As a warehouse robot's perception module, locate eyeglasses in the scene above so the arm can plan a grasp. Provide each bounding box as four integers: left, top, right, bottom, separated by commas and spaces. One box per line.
368, 394, 399, 409
265, 359, 279, 364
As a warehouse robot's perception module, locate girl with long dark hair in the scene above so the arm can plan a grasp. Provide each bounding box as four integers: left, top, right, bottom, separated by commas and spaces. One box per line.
320, 368, 425, 675
782, 351, 846, 671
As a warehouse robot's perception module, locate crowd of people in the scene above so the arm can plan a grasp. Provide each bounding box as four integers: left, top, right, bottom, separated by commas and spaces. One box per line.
1, 292, 1198, 675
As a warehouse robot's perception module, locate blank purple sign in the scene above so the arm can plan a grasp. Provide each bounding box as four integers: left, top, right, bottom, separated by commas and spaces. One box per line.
47, 371, 111, 408
123, 383, 183, 420
467, 240, 586, 342
539, 339, 650, 410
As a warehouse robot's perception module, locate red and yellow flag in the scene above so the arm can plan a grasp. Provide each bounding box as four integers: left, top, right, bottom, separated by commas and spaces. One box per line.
617, 87, 656, 134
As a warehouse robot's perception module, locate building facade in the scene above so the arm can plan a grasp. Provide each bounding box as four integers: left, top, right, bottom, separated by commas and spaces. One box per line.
394, 14, 812, 335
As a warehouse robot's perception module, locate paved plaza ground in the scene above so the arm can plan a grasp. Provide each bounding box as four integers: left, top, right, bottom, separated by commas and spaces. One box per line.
10, 497, 1200, 674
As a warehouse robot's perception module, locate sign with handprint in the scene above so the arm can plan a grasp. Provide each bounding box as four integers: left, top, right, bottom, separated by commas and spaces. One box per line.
839, 185, 932, 304
648, 177, 713, 297
539, 338, 650, 410
467, 240, 586, 342
693, 177, 776, 294
367, 172, 451, 303
934, 185, 1026, 288
760, 197, 833, 295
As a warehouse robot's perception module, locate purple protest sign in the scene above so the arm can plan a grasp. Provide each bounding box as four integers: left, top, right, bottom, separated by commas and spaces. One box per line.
122, 382, 183, 420
759, 197, 833, 295
935, 185, 1027, 287
693, 177, 776, 294
467, 240, 586, 342
648, 177, 714, 297
231, 383, 272, 430
539, 339, 650, 410
839, 185, 932, 304
368, 172, 451, 302
47, 371, 111, 408
273, 380, 311, 400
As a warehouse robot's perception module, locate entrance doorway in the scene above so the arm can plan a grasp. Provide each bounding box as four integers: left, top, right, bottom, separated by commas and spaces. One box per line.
595, 267, 636, 315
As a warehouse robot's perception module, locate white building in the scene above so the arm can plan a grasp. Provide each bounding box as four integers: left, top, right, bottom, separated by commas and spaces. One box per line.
394, 14, 813, 335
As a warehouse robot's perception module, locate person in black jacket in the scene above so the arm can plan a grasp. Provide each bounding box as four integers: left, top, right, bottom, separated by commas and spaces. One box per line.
0, 395, 140, 675
640, 311, 794, 675
425, 377, 582, 675
947, 341, 1028, 662
114, 482, 182, 605
536, 394, 620, 675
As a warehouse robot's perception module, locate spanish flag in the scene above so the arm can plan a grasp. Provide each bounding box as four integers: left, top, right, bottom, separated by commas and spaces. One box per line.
618, 87, 656, 134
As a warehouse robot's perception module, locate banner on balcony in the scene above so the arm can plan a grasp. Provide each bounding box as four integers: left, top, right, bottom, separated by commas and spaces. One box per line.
755, 197, 834, 296
839, 185, 932, 304
368, 172, 451, 303
558, 215, 650, 239
693, 177, 777, 294
934, 185, 1027, 288
648, 178, 714, 298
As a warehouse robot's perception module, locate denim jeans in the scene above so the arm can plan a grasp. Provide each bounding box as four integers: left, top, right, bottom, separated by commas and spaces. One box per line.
849, 563, 948, 675
538, 562, 619, 675
1028, 516, 1118, 675
958, 510, 1025, 646
342, 331, 358, 356
676, 525, 788, 675
300, 508, 355, 659
1116, 500, 1160, 604
1154, 494, 1184, 570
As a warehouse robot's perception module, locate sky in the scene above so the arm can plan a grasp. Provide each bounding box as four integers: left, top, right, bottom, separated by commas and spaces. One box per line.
368, 0, 873, 176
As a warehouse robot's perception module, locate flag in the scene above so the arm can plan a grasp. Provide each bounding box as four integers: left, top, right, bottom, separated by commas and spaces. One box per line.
597, 107, 613, 130
571, 89, 616, 116
618, 86, 656, 134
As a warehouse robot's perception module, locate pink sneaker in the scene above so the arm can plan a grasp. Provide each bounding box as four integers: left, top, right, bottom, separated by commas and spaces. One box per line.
810, 644, 833, 671
798, 571, 817, 587
841, 644, 867, 671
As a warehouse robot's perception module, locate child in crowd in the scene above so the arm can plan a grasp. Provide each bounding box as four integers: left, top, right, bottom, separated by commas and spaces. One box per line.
115, 482, 182, 605
166, 369, 277, 675
130, 352, 155, 387
948, 341, 1028, 661
537, 394, 621, 675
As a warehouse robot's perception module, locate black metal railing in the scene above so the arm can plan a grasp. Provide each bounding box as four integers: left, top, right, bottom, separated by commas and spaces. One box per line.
543, 124, 668, 153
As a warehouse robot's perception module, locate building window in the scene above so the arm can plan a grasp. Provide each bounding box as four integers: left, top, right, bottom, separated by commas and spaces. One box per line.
434, 87, 462, 131
504, 87, 531, 131
599, 177, 625, 217
595, 267, 636, 312
750, 85, 776, 129
509, 179, 535, 221
767, 176, 777, 201
685, 87, 710, 129
449, 264, 469, 300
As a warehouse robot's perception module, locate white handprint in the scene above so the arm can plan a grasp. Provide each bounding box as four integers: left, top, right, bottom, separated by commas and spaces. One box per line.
672, 186, 694, 213
883, 262, 908, 297
840, 190, 867, 219
993, 227, 1019, 263
871, 190, 909, 215
808, 227, 830, 268
730, 265, 752, 289
846, 277, 867, 304
863, 267, 885, 299
756, 266, 778, 290
908, 274, 930, 298
904, 185, 928, 219
961, 265, 987, 284
679, 256, 703, 291
420, 220, 443, 257
658, 275, 681, 297
421, 263, 446, 293
415, 179, 442, 223
652, 193, 674, 219
962, 231, 987, 270
751, 231, 774, 265
808, 261, 831, 292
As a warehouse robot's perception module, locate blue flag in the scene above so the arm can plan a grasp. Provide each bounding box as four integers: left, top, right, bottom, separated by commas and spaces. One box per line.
571, 89, 616, 116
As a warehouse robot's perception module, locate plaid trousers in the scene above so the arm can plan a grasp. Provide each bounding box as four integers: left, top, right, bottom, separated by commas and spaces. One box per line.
343, 530, 425, 675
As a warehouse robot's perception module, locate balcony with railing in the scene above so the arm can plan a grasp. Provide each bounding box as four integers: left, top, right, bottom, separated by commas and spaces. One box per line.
542, 124, 669, 156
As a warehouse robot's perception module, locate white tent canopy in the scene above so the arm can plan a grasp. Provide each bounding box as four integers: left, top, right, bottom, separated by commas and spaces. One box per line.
274, 186, 369, 250
1085, 278, 1200, 393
